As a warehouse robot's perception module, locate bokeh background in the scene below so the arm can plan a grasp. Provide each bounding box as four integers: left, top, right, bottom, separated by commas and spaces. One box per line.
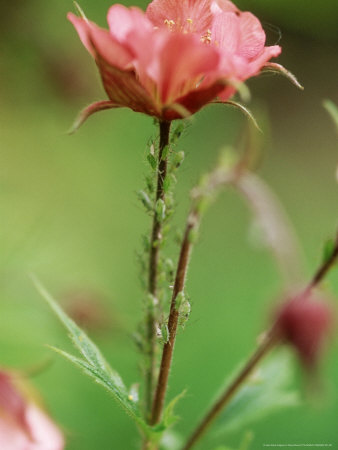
1, 0, 338, 448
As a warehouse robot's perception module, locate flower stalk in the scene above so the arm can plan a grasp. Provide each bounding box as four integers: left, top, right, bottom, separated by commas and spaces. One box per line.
182, 232, 338, 450
182, 329, 278, 450
145, 120, 171, 418
150, 166, 236, 425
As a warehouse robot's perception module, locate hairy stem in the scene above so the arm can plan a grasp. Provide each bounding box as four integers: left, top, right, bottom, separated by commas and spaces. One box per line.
150, 214, 196, 425
151, 167, 235, 426
145, 120, 171, 418
182, 230, 338, 450
307, 232, 338, 291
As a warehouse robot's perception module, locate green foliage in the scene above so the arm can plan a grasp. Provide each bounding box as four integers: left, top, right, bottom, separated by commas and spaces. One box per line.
33, 276, 151, 435
213, 351, 300, 439
162, 390, 186, 428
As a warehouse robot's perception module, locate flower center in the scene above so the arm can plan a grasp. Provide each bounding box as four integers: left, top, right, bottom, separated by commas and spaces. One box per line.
201, 29, 212, 44
163, 17, 196, 34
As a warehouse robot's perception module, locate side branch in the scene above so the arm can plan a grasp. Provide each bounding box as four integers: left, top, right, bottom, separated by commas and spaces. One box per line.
151, 167, 235, 425
182, 231, 338, 450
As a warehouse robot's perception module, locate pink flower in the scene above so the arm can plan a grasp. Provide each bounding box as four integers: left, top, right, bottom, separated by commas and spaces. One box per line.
67, 0, 281, 129
0, 370, 64, 450
273, 292, 334, 369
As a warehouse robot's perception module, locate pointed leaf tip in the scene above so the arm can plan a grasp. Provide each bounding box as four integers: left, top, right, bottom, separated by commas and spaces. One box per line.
32, 275, 150, 434
68, 101, 120, 135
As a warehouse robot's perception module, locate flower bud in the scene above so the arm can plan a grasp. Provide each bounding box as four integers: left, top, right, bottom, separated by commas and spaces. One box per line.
273, 292, 334, 369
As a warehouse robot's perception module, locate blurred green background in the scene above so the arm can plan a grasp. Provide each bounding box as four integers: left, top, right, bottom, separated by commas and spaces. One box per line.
1, 0, 338, 448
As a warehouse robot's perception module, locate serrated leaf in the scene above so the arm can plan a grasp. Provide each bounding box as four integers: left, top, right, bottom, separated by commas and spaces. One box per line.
162, 390, 186, 428
213, 352, 300, 438
33, 277, 150, 434
50, 348, 130, 411
33, 276, 114, 374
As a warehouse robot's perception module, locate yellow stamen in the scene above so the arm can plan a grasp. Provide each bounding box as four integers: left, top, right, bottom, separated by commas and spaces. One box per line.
164, 19, 175, 29
201, 29, 212, 44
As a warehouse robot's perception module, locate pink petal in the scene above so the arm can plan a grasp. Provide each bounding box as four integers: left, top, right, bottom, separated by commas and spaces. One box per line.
238, 12, 266, 60
0, 372, 64, 450
211, 0, 239, 14
247, 45, 281, 77
211, 12, 240, 54
107, 5, 152, 43
0, 372, 30, 438
25, 404, 64, 450
146, 0, 213, 34
136, 31, 220, 104
67, 13, 133, 70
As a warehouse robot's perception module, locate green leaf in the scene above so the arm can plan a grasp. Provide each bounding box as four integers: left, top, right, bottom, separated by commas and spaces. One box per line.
162, 390, 186, 428
32, 276, 150, 434
213, 351, 300, 438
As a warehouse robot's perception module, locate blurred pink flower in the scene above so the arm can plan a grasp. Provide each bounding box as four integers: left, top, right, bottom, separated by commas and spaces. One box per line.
273, 292, 334, 369
0, 371, 64, 450
68, 0, 281, 128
